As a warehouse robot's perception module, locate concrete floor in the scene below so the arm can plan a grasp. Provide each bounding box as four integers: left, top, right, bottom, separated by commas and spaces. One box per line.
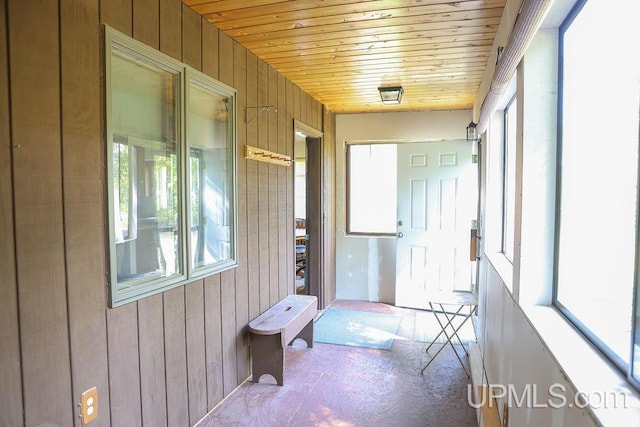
197, 300, 478, 427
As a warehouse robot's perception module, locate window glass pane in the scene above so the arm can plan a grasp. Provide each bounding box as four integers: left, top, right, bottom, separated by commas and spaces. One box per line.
347, 144, 397, 234
556, 0, 640, 366
110, 45, 182, 289
502, 98, 517, 261
188, 79, 235, 271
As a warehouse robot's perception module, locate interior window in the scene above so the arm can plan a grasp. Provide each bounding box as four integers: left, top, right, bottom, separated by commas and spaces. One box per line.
106, 26, 237, 306
110, 44, 182, 288
187, 79, 236, 273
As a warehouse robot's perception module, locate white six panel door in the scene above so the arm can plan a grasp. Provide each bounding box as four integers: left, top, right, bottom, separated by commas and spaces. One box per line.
395, 140, 477, 309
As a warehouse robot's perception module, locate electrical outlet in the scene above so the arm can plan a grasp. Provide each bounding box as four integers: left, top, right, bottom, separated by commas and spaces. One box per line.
80, 387, 98, 425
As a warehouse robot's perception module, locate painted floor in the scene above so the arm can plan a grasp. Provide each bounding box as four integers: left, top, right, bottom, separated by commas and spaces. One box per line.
197, 299, 478, 427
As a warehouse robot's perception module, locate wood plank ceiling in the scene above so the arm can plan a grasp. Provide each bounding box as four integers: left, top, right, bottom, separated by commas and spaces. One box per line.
181, 0, 507, 114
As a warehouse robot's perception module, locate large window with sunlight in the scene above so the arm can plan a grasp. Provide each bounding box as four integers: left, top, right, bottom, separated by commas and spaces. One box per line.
484, 74, 516, 276
106, 26, 237, 306
346, 143, 397, 235
502, 95, 517, 262
555, 0, 640, 384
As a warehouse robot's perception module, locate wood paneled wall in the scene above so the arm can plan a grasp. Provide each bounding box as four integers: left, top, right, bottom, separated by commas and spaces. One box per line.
0, 0, 336, 425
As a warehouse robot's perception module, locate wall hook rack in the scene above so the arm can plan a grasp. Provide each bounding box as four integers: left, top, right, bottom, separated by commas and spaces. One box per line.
245, 145, 291, 167
245, 105, 278, 124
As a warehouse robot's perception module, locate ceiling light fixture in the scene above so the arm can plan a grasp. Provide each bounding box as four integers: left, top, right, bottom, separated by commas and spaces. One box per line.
378, 86, 404, 105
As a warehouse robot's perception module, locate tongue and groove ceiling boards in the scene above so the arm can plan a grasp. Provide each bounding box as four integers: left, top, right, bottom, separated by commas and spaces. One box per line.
181, 0, 507, 113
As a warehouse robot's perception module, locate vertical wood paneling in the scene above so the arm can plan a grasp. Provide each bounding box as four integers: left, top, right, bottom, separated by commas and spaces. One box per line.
137, 294, 167, 427
0, 0, 22, 425
293, 84, 301, 122
312, 96, 319, 129
182, 4, 201, 69
100, 0, 142, 426
306, 133, 322, 303
218, 31, 233, 87
201, 14, 224, 409
312, 100, 320, 130
234, 41, 251, 384
300, 90, 307, 124
185, 281, 207, 424
202, 22, 218, 79
164, 287, 189, 427
309, 98, 315, 129
309, 95, 315, 127
107, 304, 142, 426
159, 4, 189, 425
290, 84, 301, 300
324, 109, 337, 306
268, 66, 279, 306
130, 3, 168, 427
101, 2, 142, 427
8, 1, 72, 425
133, 0, 158, 47
246, 51, 260, 323
302, 93, 308, 124
182, 11, 208, 423
220, 269, 238, 395
61, 1, 111, 426
160, 0, 181, 58
204, 274, 223, 408
277, 73, 289, 300
218, 31, 239, 396
100, 0, 132, 34
257, 59, 270, 313
286, 80, 296, 297
2, 1, 337, 424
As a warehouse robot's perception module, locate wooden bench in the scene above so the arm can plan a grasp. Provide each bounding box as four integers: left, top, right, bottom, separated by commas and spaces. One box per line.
248, 294, 317, 386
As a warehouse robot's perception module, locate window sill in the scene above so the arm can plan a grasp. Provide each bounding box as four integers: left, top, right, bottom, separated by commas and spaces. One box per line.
522, 304, 640, 426
486, 251, 513, 293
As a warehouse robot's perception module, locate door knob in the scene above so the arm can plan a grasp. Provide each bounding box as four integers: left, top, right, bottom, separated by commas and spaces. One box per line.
397, 232, 404, 238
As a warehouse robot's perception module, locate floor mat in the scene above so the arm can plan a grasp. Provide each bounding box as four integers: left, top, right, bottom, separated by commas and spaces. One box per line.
314, 307, 403, 350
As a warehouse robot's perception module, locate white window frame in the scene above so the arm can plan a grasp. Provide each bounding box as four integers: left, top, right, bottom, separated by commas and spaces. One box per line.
483, 76, 517, 292
105, 26, 237, 307
502, 94, 517, 262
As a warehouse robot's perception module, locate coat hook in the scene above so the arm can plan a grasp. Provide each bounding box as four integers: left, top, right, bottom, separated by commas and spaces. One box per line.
245, 105, 278, 124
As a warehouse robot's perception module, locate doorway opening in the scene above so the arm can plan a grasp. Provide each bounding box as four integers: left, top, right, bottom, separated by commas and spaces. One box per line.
294, 132, 307, 295
293, 121, 323, 305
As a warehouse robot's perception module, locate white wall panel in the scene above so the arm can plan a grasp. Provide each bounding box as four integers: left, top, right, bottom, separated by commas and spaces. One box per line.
478, 261, 596, 427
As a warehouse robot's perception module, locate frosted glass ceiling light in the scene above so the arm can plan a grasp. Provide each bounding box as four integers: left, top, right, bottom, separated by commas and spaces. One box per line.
378, 86, 403, 105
